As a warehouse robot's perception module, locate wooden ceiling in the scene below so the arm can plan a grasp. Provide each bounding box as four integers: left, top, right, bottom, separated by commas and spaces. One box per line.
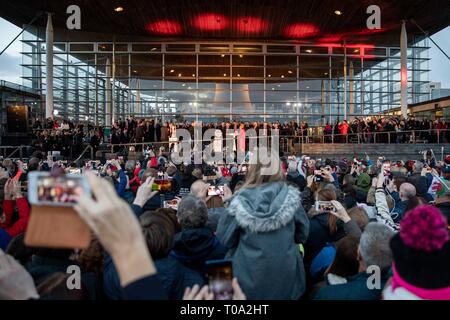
1, 0, 449, 45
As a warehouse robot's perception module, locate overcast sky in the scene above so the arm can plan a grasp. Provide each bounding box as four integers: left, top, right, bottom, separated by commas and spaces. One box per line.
0, 17, 449, 87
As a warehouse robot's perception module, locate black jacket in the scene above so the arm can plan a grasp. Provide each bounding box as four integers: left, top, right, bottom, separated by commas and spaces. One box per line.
170, 227, 228, 276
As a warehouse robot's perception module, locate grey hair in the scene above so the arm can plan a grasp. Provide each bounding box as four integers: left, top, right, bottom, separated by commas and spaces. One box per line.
413, 161, 423, 173
177, 195, 208, 230
125, 160, 136, 172
359, 222, 395, 271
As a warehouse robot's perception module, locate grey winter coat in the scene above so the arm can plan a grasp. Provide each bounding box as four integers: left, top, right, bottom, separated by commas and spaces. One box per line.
216, 181, 310, 300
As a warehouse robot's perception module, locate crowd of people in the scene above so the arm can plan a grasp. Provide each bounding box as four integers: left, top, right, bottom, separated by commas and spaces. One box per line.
1, 137, 449, 300
28, 115, 450, 161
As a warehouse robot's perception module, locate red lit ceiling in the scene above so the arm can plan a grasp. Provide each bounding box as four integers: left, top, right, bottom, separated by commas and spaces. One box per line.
1, 0, 449, 45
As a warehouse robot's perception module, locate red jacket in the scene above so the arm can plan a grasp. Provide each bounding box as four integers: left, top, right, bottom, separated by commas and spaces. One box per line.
0, 198, 30, 238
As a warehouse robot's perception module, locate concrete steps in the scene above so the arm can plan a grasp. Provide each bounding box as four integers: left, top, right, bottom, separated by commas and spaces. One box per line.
300, 143, 450, 161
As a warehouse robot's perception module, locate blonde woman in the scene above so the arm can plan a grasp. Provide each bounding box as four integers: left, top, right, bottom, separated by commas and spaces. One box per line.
216, 151, 309, 299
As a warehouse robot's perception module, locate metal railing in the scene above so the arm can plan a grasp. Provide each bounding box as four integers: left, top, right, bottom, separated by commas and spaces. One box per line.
104, 129, 449, 160
297, 128, 450, 144
0, 145, 27, 160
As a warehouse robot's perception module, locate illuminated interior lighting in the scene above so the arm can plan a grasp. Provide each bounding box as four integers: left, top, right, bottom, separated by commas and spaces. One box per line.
268, 74, 271, 77
353, 49, 360, 53
334, 10, 342, 15
192, 74, 196, 77
288, 70, 293, 74
150, 47, 157, 51
182, 83, 186, 87
305, 49, 312, 53
237, 73, 241, 77
236, 17, 268, 33
223, 73, 227, 77
178, 73, 182, 77
221, 54, 225, 57
239, 54, 243, 58
170, 69, 175, 73
286, 102, 291, 106
284, 23, 320, 38
193, 14, 229, 31
145, 20, 182, 35
114, 7, 124, 12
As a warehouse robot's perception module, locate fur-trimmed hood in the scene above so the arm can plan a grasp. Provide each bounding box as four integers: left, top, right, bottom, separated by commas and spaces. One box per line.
227, 182, 301, 233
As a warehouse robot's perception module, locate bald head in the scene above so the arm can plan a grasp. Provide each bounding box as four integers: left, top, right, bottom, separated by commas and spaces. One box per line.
399, 182, 416, 201
190, 180, 208, 201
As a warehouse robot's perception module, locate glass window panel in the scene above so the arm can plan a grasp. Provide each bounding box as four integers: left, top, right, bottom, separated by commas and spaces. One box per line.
231, 81, 264, 91
130, 54, 162, 65
165, 54, 196, 65
265, 81, 297, 91
232, 67, 264, 78
54, 43, 66, 52
364, 47, 387, 56
164, 90, 197, 102
198, 66, 230, 78
300, 46, 328, 54
198, 81, 230, 90
198, 54, 230, 65
266, 55, 296, 66
98, 44, 113, 51
70, 43, 94, 52
132, 43, 161, 52
233, 45, 262, 52
267, 45, 296, 53
166, 44, 195, 52
200, 44, 230, 52
166, 66, 196, 78
67, 54, 96, 66
114, 44, 129, 52
232, 55, 263, 66
266, 67, 296, 78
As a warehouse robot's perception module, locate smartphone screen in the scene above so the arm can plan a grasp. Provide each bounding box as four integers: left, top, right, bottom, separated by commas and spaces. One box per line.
68, 168, 82, 175
315, 201, 336, 212
208, 185, 224, 196
28, 172, 90, 206
206, 260, 233, 300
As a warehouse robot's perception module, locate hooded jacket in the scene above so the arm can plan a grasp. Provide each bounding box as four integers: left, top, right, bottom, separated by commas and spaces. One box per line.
216, 182, 310, 300
170, 227, 227, 274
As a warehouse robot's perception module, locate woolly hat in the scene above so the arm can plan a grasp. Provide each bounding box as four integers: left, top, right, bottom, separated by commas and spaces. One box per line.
390, 205, 450, 293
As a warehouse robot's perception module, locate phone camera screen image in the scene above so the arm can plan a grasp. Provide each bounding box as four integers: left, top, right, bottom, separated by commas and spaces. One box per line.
206, 260, 233, 300
37, 176, 84, 204
208, 185, 224, 196
315, 201, 336, 212
152, 179, 172, 192
28, 172, 90, 206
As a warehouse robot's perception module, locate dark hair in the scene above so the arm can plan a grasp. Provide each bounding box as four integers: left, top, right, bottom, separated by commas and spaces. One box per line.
347, 207, 369, 231
393, 176, 407, 193
316, 189, 339, 234
76, 237, 104, 276
327, 235, 360, 278
5, 233, 35, 265
140, 211, 178, 259
404, 196, 427, 213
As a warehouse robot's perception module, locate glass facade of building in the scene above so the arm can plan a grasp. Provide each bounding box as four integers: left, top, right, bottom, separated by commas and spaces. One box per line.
21, 29, 430, 125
